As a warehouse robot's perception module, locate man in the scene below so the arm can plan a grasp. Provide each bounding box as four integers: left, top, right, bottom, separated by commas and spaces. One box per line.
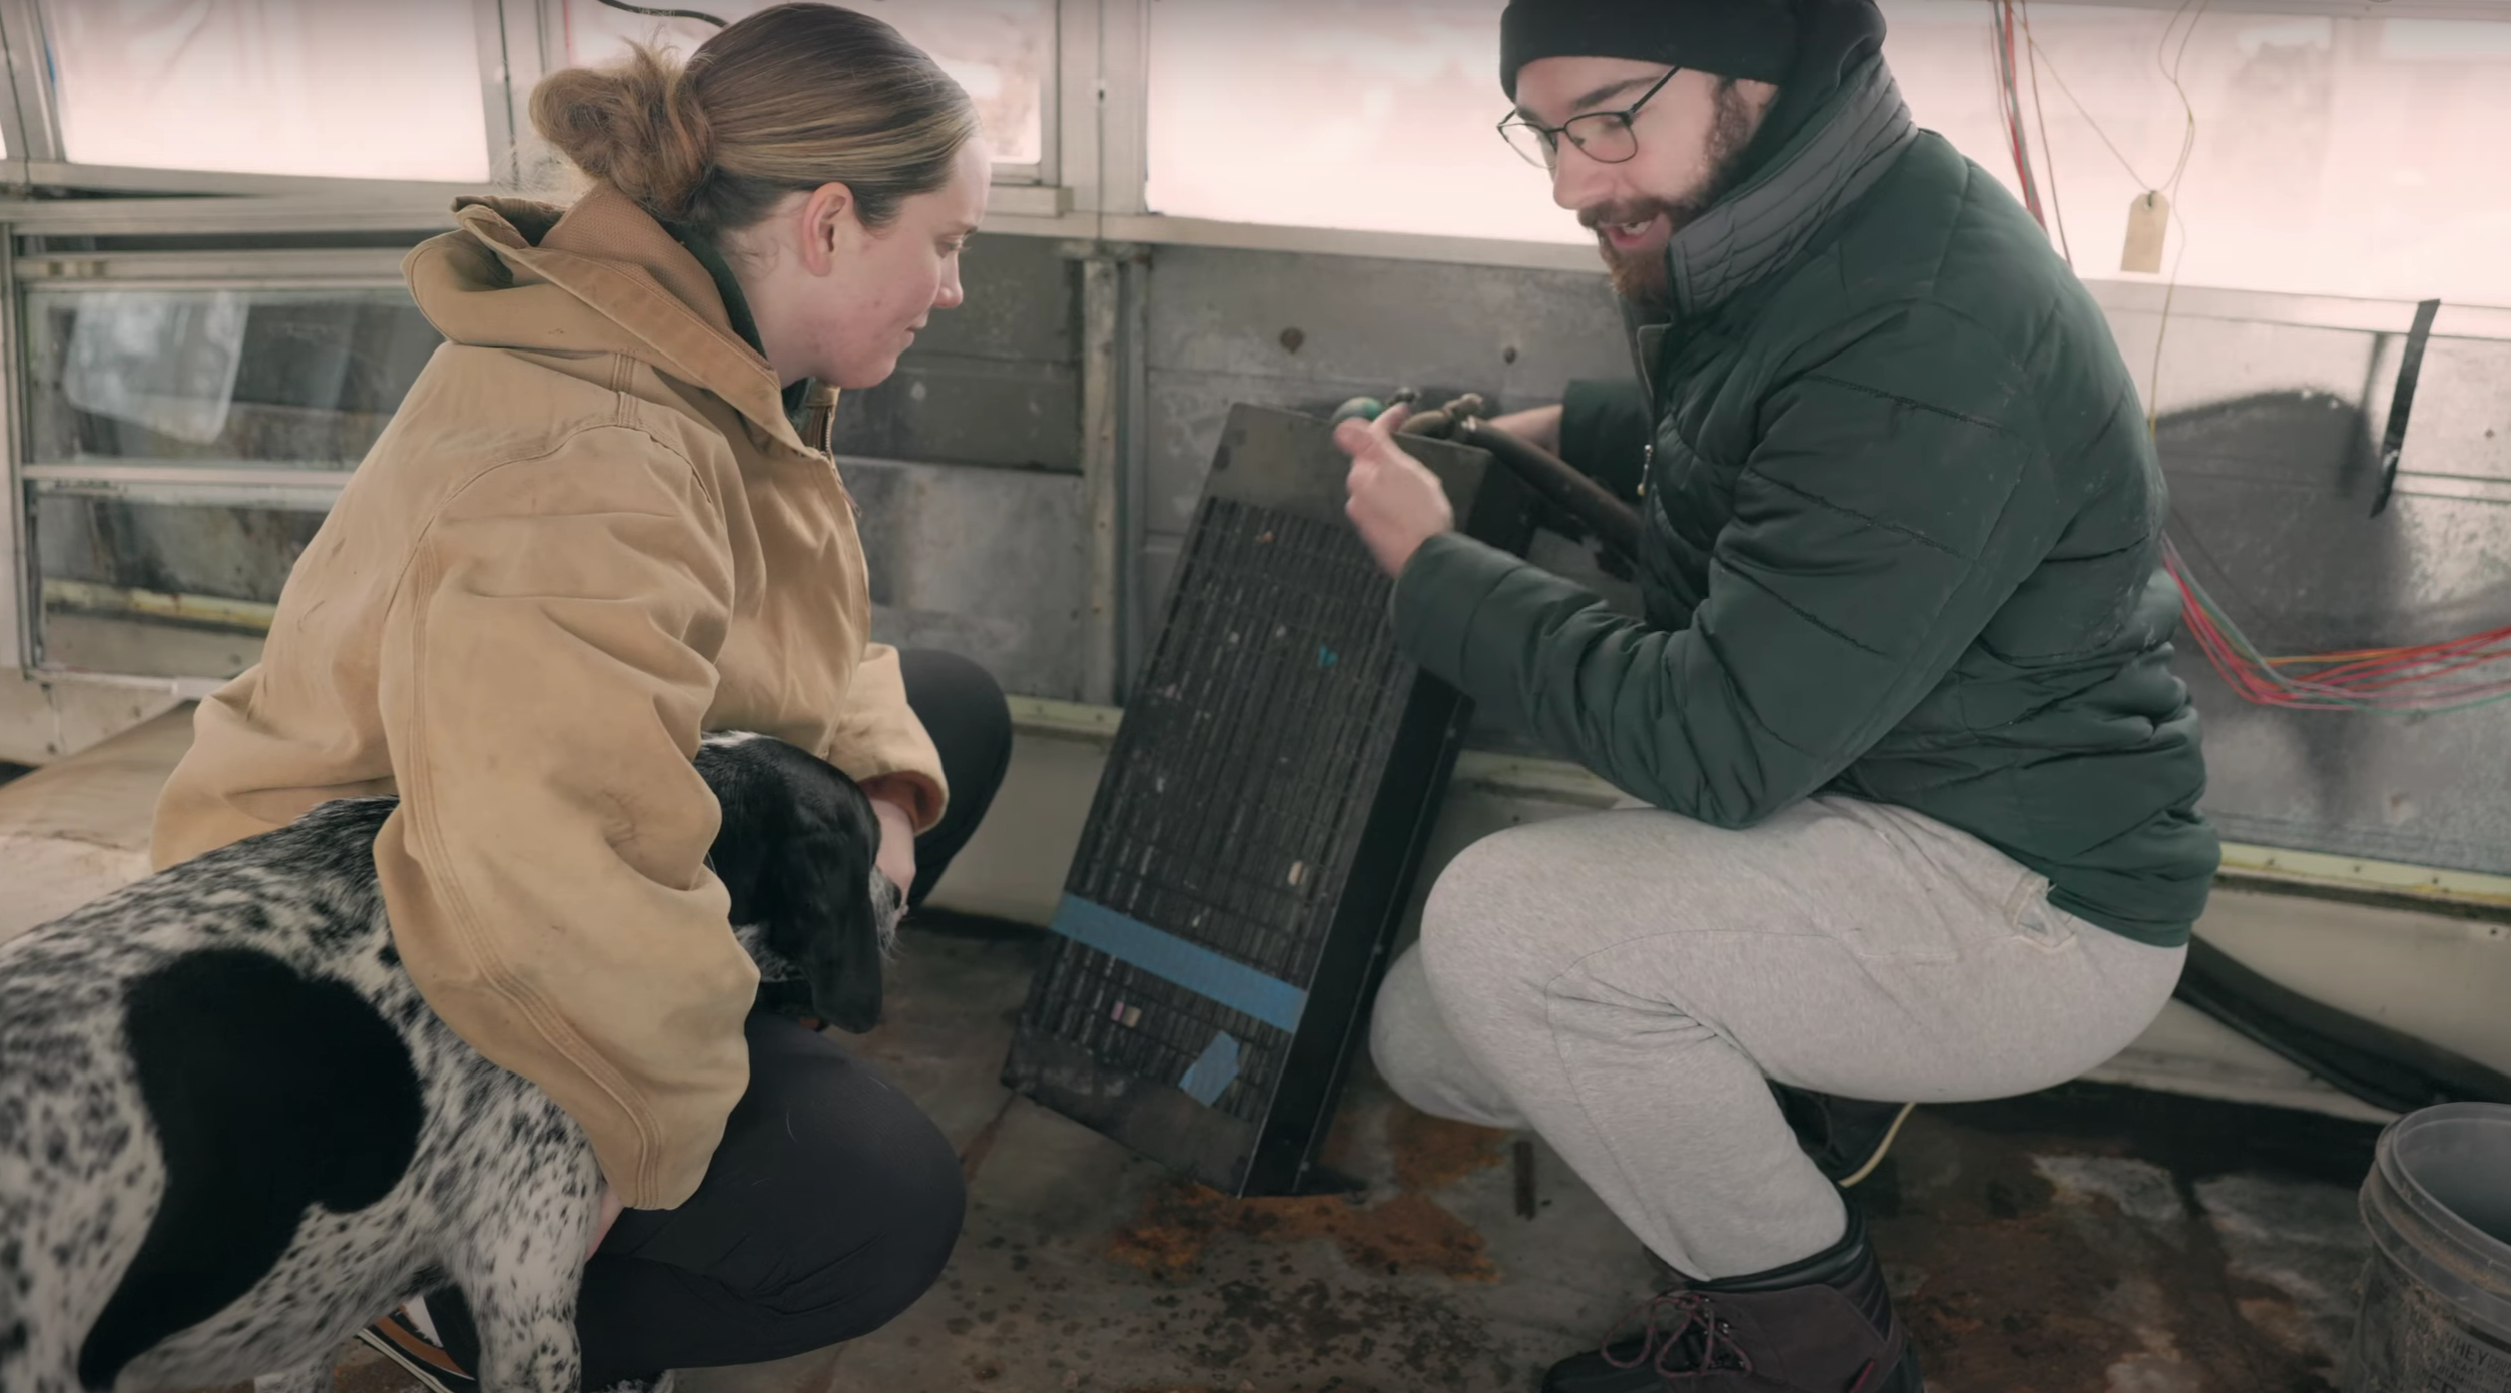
1335, 1, 2215, 1389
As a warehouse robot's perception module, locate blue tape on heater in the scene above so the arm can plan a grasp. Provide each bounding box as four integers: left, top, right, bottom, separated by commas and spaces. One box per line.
1044, 894, 1309, 1034
1177, 1032, 1243, 1106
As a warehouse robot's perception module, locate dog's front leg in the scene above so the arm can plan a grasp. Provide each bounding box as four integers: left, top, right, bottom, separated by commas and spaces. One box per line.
455, 1150, 604, 1393
464, 1200, 602, 1393
460, 1233, 589, 1393
253, 1359, 332, 1393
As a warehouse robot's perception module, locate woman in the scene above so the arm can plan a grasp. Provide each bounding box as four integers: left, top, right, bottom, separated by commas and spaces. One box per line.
148, 7, 1008, 1387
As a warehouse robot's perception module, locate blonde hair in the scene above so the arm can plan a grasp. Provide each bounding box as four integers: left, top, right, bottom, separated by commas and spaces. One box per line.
529, 3, 978, 235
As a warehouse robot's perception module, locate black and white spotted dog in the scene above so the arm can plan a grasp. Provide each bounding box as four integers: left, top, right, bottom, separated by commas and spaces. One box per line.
0, 733, 901, 1393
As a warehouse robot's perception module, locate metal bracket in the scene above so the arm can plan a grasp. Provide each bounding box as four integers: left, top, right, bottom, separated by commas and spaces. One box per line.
2370, 298, 2442, 518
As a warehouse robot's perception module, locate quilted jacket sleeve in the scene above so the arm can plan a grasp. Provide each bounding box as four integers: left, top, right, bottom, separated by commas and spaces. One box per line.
1393, 304, 2057, 828
1558, 376, 1655, 503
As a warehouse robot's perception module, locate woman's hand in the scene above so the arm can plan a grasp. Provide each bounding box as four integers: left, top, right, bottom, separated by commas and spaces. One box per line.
1335, 404, 1456, 578
589, 1184, 623, 1259
869, 794, 918, 898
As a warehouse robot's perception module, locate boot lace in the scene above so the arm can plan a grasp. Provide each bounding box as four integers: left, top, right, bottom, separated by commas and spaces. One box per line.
1601, 1291, 1757, 1380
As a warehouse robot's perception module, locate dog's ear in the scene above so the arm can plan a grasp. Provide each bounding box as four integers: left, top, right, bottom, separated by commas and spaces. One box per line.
804, 772, 891, 1032
697, 734, 891, 1032
696, 736, 779, 924
802, 863, 890, 1034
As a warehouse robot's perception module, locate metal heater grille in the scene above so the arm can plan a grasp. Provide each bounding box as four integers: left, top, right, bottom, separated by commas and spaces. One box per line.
1003, 404, 1530, 1195
1031, 499, 1406, 1123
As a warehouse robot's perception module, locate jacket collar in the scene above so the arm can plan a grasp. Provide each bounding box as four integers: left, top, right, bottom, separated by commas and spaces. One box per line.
660, 219, 817, 421
1663, 54, 1917, 321
429, 185, 812, 456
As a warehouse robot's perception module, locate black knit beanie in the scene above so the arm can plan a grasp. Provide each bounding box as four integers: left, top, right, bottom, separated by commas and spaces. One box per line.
1500, 0, 1800, 101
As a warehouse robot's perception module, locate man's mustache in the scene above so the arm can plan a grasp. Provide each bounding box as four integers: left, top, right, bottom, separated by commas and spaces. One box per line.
1579, 200, 1677, 231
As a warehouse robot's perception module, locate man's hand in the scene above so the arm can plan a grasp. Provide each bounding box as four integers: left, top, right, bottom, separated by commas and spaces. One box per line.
869, 794, 917, 898
1335, 403, 1456, 578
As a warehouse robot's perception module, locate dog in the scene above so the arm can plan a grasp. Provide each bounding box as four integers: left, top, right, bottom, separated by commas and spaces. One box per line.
0, 732, 902, 1393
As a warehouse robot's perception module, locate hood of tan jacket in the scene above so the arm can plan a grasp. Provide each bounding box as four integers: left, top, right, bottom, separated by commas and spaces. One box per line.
151, 184, 947, 1208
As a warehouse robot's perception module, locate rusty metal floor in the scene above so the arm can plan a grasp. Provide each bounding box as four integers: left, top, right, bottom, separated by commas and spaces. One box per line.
259, 913, 2382, 1393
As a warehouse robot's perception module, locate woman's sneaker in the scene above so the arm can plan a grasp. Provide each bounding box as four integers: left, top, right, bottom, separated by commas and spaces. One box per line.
362, 1298, 677, 1393
358, 1299, 479, 1393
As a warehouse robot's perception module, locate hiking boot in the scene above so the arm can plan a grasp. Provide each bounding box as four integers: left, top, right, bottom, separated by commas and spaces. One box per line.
1544, 1210, 1922, 1392
1773, 1083, 1915, 1188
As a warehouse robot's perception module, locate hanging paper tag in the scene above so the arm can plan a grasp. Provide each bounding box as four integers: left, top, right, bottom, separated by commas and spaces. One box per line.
2121, 191, 2170, 274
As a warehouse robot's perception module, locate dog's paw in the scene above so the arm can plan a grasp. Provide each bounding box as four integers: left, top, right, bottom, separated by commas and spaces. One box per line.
870, 870, 906, 957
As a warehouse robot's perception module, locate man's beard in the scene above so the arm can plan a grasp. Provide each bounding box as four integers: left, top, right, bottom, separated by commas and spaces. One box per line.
1585, 84, 1765, 310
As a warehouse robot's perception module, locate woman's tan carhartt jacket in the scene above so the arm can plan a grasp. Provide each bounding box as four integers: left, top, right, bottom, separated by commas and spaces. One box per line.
152, 186, 948, 1209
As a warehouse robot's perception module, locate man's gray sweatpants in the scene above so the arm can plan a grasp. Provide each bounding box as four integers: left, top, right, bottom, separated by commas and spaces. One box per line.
1368, 794, 2185, 1281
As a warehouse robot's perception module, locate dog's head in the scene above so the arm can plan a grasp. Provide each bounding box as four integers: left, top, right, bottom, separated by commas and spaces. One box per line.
696, 733, 903, 1033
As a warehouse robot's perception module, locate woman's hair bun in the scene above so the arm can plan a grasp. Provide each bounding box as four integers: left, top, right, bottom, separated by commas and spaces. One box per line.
528, 5, 977, 237
530, 43, 717, 222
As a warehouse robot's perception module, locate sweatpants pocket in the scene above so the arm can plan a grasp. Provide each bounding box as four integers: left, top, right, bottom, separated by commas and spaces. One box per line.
2006, 872, 2081, 953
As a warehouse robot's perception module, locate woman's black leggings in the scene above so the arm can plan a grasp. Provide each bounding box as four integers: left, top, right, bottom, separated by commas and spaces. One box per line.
431, 648, 1011, 1386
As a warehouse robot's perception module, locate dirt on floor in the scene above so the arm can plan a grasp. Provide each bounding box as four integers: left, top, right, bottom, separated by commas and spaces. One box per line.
1106, 1107, 1513, 1285
1108, 1185, 1500, 1285
1868, 1085, 2381, 1393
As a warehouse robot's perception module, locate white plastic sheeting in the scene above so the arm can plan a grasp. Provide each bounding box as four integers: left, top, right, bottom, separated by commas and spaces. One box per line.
60, 291, 249, 446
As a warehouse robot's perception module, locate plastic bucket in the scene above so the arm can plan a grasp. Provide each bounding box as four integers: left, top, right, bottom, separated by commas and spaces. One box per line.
2343, 1103, 2511, 1391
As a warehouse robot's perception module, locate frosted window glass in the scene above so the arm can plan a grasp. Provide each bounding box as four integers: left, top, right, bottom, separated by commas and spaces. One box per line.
1144, 0, 2511, 306
556, 0, 1050, 167
44, 0, 490, 182
1887, 4, 2511, 306
1145, 1, 1585, 246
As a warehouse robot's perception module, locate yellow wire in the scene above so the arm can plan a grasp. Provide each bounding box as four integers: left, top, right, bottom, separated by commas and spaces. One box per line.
2146, 201, 2194, 437
2007, 4, 2214, 433
2022, 1, 2210, 199
2155, 0, 2208, 201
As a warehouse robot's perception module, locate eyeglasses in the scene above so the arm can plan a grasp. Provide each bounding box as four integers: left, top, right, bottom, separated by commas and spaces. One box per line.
1497, 67, 1682, 171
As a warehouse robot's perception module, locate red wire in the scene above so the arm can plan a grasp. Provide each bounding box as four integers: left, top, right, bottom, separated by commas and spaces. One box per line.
2004, 4, 2048, 229
2291, 636, 2509, 689
2167, 551, 2511, 709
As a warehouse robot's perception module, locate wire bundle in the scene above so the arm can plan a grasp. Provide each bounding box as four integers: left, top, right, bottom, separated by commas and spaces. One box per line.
1992, 5, 2507, 715
2164, 539, 2511, 713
